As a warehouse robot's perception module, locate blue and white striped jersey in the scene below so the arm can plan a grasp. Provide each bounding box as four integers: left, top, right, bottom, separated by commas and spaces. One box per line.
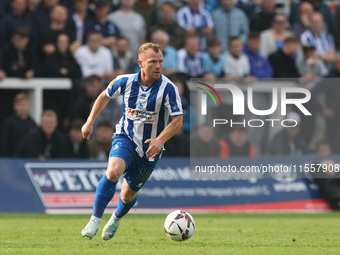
300, 29, 334, 56
106, 72, 183, 160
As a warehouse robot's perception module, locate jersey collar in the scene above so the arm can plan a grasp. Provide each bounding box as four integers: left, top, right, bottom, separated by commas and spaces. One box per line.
133, 71, 163, 91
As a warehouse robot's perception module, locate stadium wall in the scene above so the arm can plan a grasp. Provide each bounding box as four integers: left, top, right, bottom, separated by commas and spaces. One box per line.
0, 157, 334, 213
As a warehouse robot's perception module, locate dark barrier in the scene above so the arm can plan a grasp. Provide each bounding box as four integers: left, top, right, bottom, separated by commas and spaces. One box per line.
0, 157, 335, 213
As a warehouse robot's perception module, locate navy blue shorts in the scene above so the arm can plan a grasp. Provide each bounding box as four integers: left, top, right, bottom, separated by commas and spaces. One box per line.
109, 134, 157, 192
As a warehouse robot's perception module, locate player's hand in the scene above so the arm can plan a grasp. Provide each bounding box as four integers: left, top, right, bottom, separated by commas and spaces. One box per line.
81, 122, 93, 140
145, 138, 162, 158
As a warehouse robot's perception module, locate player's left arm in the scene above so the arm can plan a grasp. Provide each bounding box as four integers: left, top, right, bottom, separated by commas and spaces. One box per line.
145, 115, 183, 158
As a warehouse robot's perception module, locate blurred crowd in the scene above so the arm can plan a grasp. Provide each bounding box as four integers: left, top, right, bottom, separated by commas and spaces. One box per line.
1, 0, 340, 159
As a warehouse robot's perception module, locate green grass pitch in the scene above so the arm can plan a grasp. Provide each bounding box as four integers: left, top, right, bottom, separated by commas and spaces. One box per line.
1, 213, 340, 255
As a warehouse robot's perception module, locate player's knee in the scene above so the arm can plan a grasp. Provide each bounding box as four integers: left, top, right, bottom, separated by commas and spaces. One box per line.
120, 192, 136, 204
106, 158, 125, 181
106, 168, 122, 181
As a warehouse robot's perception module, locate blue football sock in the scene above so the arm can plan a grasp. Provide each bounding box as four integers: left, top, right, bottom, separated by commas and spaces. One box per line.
92, 175, 117, 218
114, 195, 137, 218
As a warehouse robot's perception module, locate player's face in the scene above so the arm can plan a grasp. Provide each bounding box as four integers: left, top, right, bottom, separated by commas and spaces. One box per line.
139, 49, 163, 81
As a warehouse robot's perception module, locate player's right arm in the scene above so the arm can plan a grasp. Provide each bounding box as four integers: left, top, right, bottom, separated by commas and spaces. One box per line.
81, 90, 111, 140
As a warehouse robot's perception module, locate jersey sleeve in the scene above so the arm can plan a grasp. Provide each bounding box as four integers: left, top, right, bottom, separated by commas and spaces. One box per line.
106, 77, 123, 99
165, 84, 183, 116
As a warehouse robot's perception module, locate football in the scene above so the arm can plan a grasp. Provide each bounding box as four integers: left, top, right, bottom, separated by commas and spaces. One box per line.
164, 210, 195, 241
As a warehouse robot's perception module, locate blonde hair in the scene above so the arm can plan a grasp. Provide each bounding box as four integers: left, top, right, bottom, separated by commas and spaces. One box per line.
138, 43, 162, 57
14, 93, 29, 104
41, 109, 57, 119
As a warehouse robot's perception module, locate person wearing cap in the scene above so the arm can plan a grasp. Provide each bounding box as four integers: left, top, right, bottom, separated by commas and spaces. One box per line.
270, 112, 309, 156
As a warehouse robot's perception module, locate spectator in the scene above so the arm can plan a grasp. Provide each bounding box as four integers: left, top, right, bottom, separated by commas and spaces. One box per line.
259, 13, 293, 58
41, 4, 78, 56
190, 123, 227, 157
296, 44, 328, 83
72, 0, 91, 44
87, 120, 113, 159
73, 32, 114, 81
292, 1, 314, 38
290, 0, 334, 36
133, 0, 158, 38
270, 112, 309, 155
148, 1, 186, 50
172, 78, 197, 137
243, 31, 273, 79
0, 93, 36, 157
311, 57, 340, 141
221, 126, 255, 157
31, 0, 75, 53
212, 0, 248, 51
43, 33, 82, 128
224, 37, 250, 81
0, 0, 12, 19
177, 0, 213, 51
72, 74, 102, 121
268, 37, 300, 78
92, 97, 122, 137
27, 0, 41, 11
236, 0, 257, 18
250, 0, 276, 33
15, 109, 63, 159
0, 0, 35, 47
44, 33, 81, 78
84, 0, 120, 49
162, 128, 189, 157
202, 37, 225, 79
3, 28, 35, 78
107, 0, 146, 56
300, 12, 336, 66
62, 119, 89, 158
112, 37, 137, 75
177, 35, 204, 78
316, 139, 332, 156
151, 29, 177, 77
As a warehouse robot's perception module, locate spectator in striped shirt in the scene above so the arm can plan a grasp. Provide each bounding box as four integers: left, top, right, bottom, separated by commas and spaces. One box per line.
300, 12, 336, 66
177, 35, 204, 78
177, 0, 213, 51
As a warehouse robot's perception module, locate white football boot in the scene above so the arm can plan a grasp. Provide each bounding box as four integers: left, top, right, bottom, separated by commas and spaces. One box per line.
82, 216, 101, 239
102, 214, 121, 241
